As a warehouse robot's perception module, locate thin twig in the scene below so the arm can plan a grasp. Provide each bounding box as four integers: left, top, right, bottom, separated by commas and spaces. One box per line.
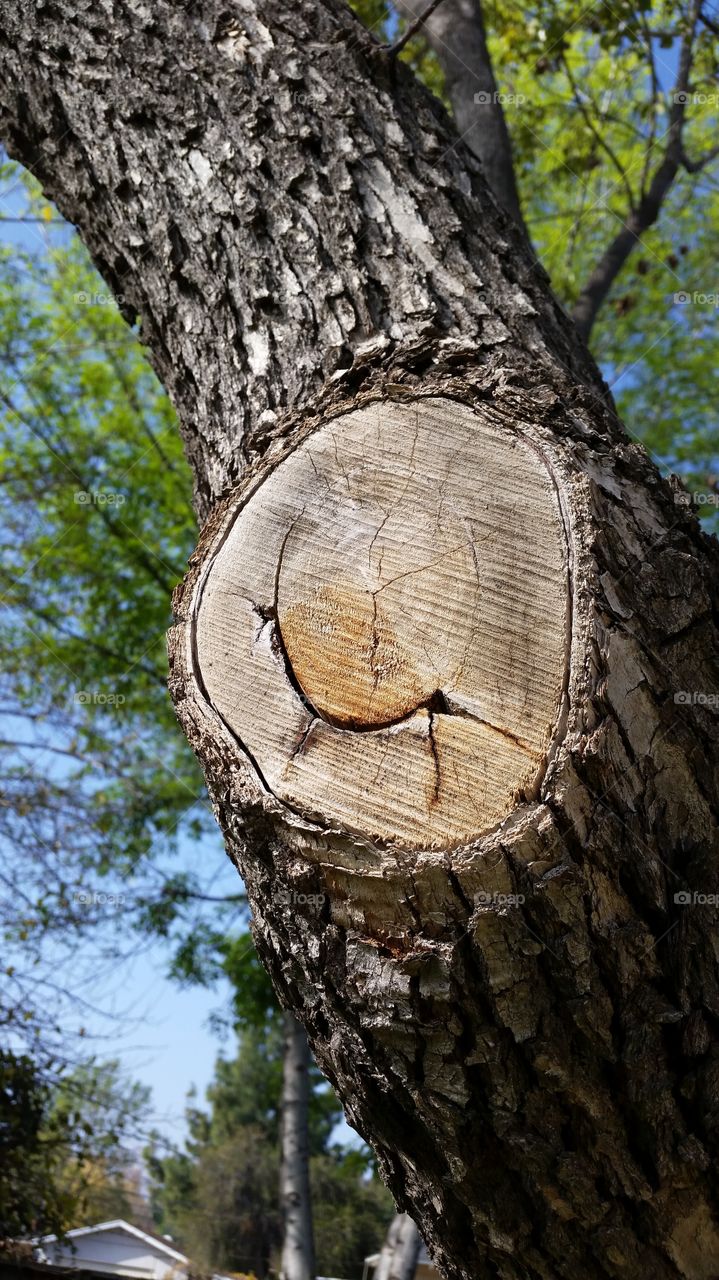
699, 6, 719, 35
383, 0, 447, 57
560, 50, 636, 211
681, 141, 719, 172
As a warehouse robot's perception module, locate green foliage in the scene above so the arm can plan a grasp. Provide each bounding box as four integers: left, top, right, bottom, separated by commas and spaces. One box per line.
0, 1050, 76, 1237
220, 934, 278, 1029
483, 1, 719, 502
47, 1061, 152, 1227
49, 1058, 152, 1168
0, 162, 245, 1062
347, 3, 719, 511
311, 1151, 394, 1280
0, 167, 194, 721
205, 1021, 340, 1155
0, 1052, 150, 1238
150, 1127, 281, 1279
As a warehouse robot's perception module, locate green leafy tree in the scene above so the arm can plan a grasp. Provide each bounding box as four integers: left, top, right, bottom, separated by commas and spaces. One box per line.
48, 1060, 153, 1227
0, 161, 245, 1066
347, 0, 719, 513
0, 1050, 77, 1238
0, 1052, 151, 1238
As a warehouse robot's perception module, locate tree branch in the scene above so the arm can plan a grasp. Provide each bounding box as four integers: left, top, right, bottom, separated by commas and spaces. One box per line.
391, 0, 528, 234
560, 51, 636, 211
681, 141, 719, 172
0, 0, 597, 523
572, 0, 707, 341
383, 0, 447, 56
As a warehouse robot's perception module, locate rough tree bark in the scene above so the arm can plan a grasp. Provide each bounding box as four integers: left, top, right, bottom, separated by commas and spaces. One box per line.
2, 4, 719, 1279
279, 1012, 315, 1280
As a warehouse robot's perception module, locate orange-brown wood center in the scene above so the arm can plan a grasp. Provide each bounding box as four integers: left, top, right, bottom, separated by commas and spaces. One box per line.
279, 584, 435, 728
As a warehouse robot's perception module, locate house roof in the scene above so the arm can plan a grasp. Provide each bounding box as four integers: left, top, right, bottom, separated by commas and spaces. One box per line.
35, 1223, 188, 1267
34, 1222, 236, 1280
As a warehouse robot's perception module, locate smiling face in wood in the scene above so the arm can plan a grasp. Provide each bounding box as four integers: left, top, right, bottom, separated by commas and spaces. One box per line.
193, 397, 570, 849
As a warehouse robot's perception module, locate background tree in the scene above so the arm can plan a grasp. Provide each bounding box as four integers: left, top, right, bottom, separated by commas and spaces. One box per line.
0, 165, 316, 1269
0, 163, 234, 1067
354, 0, 719, 506
0, 1050, 77, 1239
48, 1061, 153, 1228
0, 1051, 151, 1239
147, 982, 392, 1280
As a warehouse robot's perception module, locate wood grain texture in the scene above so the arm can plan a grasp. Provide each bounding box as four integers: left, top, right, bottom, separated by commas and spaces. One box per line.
193, 397, 569, 848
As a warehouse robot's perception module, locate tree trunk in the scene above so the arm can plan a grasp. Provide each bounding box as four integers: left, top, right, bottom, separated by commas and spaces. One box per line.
375, 1214, 422, 1280
392, 0, 526, 232
279, 1012, 315, 1280
2, 4, 719, 1279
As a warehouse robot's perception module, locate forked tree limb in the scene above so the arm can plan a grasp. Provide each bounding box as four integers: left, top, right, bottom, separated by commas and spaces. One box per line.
571, 0, 706, 341
412, 0, 719, 341
1, 3, 719, 1278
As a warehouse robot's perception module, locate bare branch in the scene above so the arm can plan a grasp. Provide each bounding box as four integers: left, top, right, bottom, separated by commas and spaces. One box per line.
572, 0, 706, 341
383, 0, 447, 56
560, 52, 636, 210
699, 6, 719, 35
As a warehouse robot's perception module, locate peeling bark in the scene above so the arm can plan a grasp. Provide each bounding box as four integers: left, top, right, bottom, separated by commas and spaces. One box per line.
2, 4, 719, 1279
